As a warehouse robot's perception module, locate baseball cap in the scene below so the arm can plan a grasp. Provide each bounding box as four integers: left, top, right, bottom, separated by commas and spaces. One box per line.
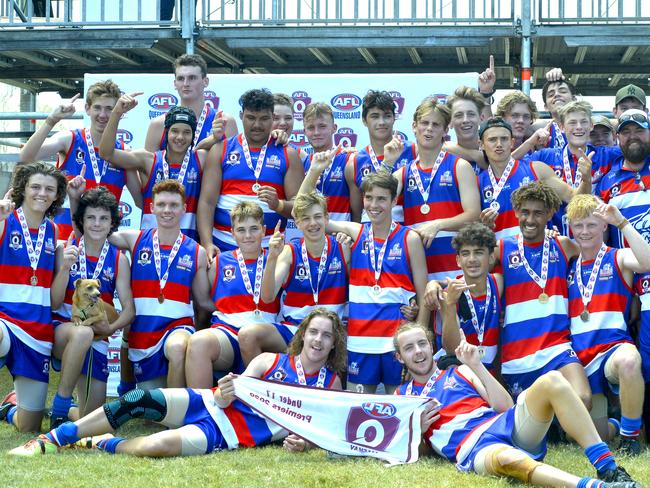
617, 109, 649, 133
615, 84, 647, 107
591, 115, 614, 132
479, 117, 512, 139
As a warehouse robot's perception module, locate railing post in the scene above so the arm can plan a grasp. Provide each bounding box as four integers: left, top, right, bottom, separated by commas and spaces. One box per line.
520, 0, 532, 96
181, 0, 196, 54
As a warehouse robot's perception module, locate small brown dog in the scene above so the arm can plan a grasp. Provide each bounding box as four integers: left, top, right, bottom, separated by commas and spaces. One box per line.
71, 278, 118, 338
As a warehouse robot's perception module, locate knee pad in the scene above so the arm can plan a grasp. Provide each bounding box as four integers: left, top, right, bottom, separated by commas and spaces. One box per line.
103, 388, 167, 429
485, 446, 542, 484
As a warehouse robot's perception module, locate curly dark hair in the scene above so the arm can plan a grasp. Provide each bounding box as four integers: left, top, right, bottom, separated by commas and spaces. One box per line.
11, 162, 67, 219
238, 88, 274, 113
287, 308, 347, 376
511, 181, 562, 213
362, 90, 395, 120
541, 78, 578, 105
73, 186, 121, 236
452, 222, 497, 253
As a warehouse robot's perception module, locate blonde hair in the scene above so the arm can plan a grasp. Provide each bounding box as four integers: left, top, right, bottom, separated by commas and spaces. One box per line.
85, 79, 120, 106
393, 322, 434, 352
413, 96, 451, 128
496, 91, 538, 121
303, 102, 334, 123
558, 100, 593, 124
566, 194, 600, 222
293, 191, 328, 221
229, 201, 264, 227
447, 86, 486, 114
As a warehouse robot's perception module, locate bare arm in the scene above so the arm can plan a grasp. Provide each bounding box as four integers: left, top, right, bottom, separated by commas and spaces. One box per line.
344, 155, 362, 222
197, 141, 224, 263
107, 229, 139, 253
443, 142, 487, 170
106, 252, 135, 334
51, 238, 77, 310
192, 247, 216, 328
144, 115, 165, 153
407, 231, 431, 327
278, 147, 305, 218
260, 224, 291, 303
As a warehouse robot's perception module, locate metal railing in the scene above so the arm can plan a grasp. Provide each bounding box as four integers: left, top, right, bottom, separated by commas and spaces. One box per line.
0, 0, 181, 26
200, 0, 516, 26
536, 0, 650, 23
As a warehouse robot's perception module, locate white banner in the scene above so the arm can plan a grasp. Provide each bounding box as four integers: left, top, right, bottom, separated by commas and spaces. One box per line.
233, 375, 429, 465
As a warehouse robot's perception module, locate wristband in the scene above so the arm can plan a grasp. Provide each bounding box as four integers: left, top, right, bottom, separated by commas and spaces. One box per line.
616, 218, 629, 230
480, 90, 495, 98
276, 199, 285, 213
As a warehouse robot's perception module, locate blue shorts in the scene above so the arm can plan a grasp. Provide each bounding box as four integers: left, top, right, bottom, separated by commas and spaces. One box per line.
457, 405, 547, 472
273, 322, 297, 346
183, 389, 228, 453
639, 321, 650, 382
347, 350, 403, 386
132, 326, 194, 383
211, 323, 245, 376
1, 320, 50, 383
502, 348, 580, 398
587, 346, 621, 396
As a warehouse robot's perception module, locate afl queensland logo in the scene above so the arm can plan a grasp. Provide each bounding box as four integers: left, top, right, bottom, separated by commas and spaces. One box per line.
203, 90, 220, 110
388, 91, 406, 117
148, 93, 178, 119
333, 127, 358, 148
361, 402, 397, 419
116, 129, 133, 145
331, 93, 361, 111
291, 91, 312, 122
289, 130, 309, 148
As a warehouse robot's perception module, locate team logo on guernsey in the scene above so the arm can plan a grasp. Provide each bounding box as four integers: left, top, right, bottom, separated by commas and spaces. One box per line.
406, 177, 417, 192
226, 151, 241, 165
509, 382, 523, 397
609, 184, 620, 197
519, 176, 532, 187
69, 263, 79, 276
331, 94, 361, 120
549, 248, 559, 263
345, 404, 399, 451
42, 359, 50, 374
507, 251, 522, 269
443, 374, 458, 390
388, 91, 406, 118
567, 269, 575, 285
154, 170, 163, 184
186, 167, 199, 184
9, 230, 22, 250
222, 264, 236, 282
360, 162, 372, 179
102, 266, 115, 282
600, 262, 613, 279
270, 368, 287, 382
133, 363, 142, 376
482, 186, 494, 202
360, 240, 370, 254
334, 128, 358, 148
554, 167, 562, 178
439, 170, 453, 185
75, 148, 86, 164
148, 93, 178, 119
348, 361, 360, 376
295, 264, 309, 282
116, 129, 133, 145
289, 130, 309, 148
395, 131, 408, 142
328, 257, 342, 274
177, 254, 193, 271
388, 243, 402, 259
631, 209, 650, 234
45, 237, 55, 253
291, 91, 311, 122
266, 154, 281, 169
329, 165, 344, 182
137, 247, 152, 266
204, 90, 220, 110
640, 278, 650, 293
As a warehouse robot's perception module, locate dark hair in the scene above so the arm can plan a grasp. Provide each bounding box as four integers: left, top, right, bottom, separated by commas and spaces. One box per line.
479, 116, 513, 139
511, 181, 562, 213
11, 162, 67, 219
164, 106, 198, 145
239, 89, 274, 113
73, 187, 121, 236
452, 222, 497, 253
541, 79, 577, 104
360, 171, 399, 200
362, 90, 395, 120
173, 54, 208, 78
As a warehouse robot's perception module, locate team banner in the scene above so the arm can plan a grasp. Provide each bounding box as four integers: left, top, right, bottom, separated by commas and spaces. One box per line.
233, 375, 429, 465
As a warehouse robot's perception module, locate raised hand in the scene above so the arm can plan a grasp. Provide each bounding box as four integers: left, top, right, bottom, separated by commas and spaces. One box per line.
62, 231, 79, 270
455, 329, 481, 368
444, 277, 474, 306
576, 148, 594, 181
211, 110, 226, 143
545, 67, 565, 82
268, 221, 285, 259
67, 165, 87, 201
478, 55, 496, 95
114, 92, 143, 115
256, 185, 281, 211
270, 128, 290, 146
0, 187, 15, 222
531, 121, 552, 147
592, 200, 624, 226
48, 93, 81, 125
382, 133, 404, 169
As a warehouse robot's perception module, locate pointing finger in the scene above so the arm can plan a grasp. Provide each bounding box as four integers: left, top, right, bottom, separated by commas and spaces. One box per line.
70, 93, 81, 103
129, 92, 144, 97
489, 54, 494, 72
67, 231, 75, 246
274, 220, 282, 234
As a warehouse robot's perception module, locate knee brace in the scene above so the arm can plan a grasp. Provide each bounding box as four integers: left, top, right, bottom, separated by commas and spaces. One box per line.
103, 388, 167, 429
485, 446, 543, 484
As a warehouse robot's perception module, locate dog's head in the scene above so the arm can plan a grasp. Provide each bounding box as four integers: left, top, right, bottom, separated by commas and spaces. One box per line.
74, 278, 102, 304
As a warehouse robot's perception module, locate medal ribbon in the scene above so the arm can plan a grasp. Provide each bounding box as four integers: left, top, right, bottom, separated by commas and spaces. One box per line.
235, 249, 264, 310
517, 233, 550, 291
300, 238, 329, 304
410, 149, 446, 205
367, 144, 382, 173
16, 207, 47, 278
405, 369, 439, 396
576, 243, 608, 311
295, 355, 327, 388
552, 122, 566, 149
241, 134, 269, 183
152, 230, 184, 295
462, 276, 492, 347
78, 237, 110, 280
368, 221, 397, 287
83, 128, 108, 184
562, 146, 583, 189
487, 158, 515, 205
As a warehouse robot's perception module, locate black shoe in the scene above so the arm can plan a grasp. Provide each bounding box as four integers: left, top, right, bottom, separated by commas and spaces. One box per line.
598, 466, 642, 487
0, 390, 16, 421
618, 437, 642, 457
49, 414, 68, 430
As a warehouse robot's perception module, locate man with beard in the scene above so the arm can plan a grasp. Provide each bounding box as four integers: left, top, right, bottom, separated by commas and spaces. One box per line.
597, 109, 650, 248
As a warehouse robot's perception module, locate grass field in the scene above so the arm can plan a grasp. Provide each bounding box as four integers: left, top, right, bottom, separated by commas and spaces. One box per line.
1, 369, 649, 488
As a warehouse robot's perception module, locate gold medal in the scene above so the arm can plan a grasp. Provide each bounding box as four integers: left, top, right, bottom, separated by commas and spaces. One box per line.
538, 292, 549, 304
30, 274, 38, 286
580, 309, 589, 322
158, 292, 165, 304
420, 203, 430, 215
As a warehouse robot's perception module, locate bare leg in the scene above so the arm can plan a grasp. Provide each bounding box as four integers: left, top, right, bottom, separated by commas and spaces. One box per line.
114, 428, 183, 457
238, 324, 287, 366
558, 361, 592, 411
607, 344, 644, 419
12, 408, 43, 433
76, 376, 107, 417
185, 329, 233, 388
164, 330, 191, 388
53, 323, 94, 397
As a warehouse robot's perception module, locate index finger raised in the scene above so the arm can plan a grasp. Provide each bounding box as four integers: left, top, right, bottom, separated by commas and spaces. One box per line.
489, 54, 494, 71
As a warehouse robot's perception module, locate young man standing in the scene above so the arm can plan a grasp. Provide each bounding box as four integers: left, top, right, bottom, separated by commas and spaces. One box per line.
184, 201, 279, 388
238, 191, 349, 365
439, 222, 502, 372
612, 84, 646, 119
566, 195, 649, 455
394, 322, 642, 488
197, 89, 304, 259
496, 91, 538, 152
301, 156, 429, 394
145, 54, 237, 153
11, 309, 345, 458
18, 81, 141, 240
99, 92, 211, 240
590, 116, 616, 148
0, 163, 67, 432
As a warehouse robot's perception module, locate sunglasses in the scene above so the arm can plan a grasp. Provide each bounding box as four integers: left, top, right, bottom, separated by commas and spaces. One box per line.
619, 113, 649, 125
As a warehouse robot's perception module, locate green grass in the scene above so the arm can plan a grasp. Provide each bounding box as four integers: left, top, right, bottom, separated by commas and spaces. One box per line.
1, 369, 649, 488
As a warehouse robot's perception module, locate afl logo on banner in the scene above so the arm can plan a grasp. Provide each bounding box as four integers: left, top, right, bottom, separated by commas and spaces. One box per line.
289, 130, 310, 147
148, 93, 178, 110
118, 201, 132, 219
331, 93, 362, 111
204, 90, 220, 110
291, 91, 312, 121
116, 129, 133, 145
333, 127, 357, 148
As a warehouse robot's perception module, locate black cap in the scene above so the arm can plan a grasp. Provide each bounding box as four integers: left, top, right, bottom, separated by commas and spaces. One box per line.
164, 106, 198, 140
479, 117, 513, 139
